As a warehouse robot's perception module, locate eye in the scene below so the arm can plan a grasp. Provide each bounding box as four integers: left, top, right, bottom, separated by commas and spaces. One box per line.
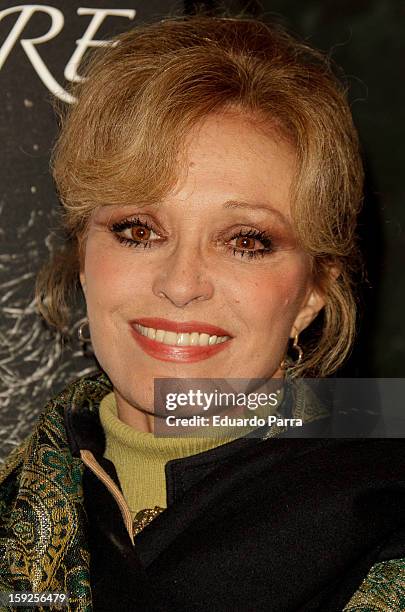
128, 225, 151, 242
227, 229, 274, 259
233, 235, 259, 250
109, 217, 161, 248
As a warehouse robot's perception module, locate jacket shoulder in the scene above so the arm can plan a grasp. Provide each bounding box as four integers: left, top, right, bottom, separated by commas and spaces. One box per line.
0, 439, 29, 485
344, 558, 405, 611
0, 439, 29, 518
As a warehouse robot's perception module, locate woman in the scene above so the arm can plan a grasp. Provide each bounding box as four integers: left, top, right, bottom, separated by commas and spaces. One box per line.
1, 15, 405, 612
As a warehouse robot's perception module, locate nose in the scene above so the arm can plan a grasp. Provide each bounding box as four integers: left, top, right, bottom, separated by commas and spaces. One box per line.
152, 245, 214, 308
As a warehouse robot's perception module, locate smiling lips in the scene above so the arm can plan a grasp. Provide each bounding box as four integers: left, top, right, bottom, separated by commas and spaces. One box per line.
129, 317, 233, 363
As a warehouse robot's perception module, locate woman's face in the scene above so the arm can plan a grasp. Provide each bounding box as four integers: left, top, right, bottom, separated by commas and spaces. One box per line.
80, 111, 324, 422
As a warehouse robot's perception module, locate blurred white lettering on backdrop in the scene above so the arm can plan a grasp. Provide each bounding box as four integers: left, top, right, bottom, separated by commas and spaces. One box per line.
0, 5, 136, 103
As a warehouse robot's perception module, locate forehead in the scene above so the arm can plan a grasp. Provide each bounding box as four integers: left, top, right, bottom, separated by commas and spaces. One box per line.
170, 111, 297, 219
86, 110, 298, 228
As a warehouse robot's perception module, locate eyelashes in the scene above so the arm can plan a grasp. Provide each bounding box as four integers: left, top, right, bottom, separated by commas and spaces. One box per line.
229, 228, 274, 259
109, 217, 275, 260
110, 217, 158, 249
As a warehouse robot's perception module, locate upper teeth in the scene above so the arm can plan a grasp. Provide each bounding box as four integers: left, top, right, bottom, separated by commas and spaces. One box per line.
135, 324, 230, 346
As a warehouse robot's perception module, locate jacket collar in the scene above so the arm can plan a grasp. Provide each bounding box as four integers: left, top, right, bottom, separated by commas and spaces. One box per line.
63, 371, 331, 459
63, 370, 112, 458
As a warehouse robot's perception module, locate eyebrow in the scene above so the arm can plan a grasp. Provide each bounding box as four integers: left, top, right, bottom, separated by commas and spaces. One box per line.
223, 200, 290, 226
98, 199, 290, 228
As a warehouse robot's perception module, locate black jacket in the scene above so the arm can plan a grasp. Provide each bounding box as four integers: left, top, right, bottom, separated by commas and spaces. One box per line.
62, 374, 405, 612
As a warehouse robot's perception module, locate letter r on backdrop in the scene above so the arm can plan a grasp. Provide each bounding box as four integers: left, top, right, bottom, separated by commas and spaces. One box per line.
0, 5, 69, 100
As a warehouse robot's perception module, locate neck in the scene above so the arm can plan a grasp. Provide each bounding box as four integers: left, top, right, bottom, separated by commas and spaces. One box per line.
114, 370, 285, 433
114, 389, 156, 432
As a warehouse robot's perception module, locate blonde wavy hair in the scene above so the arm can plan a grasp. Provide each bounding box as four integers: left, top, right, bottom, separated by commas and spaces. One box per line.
36, 15, 364, 377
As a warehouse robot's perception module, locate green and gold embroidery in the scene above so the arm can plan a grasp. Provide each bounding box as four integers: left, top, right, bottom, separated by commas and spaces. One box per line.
343, 558, 405, 611
0, 372, 112, 612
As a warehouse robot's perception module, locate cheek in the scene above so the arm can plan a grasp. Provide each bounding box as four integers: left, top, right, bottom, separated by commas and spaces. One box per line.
85, 256, 119, 308
233, 263, 308, 316
83, 241, 149, 309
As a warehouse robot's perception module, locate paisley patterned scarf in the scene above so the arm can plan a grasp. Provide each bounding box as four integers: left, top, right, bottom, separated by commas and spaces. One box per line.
0, 372, 112, 611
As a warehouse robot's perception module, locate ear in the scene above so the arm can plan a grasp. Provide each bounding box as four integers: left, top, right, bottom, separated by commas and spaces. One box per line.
79, 270, 87, 297
290, 287, 325, 338
77, 234, 87, 297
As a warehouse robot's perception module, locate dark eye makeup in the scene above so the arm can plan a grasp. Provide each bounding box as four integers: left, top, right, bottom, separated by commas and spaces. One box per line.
109, 216, 275, 260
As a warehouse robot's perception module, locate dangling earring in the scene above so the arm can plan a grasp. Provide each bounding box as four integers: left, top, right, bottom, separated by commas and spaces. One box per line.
280, 332, 303, 370
291, 332, 303, 364
77, 317, 91, 343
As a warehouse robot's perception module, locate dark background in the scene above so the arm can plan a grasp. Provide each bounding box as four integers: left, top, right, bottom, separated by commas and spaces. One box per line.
0, 0, 404, 461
